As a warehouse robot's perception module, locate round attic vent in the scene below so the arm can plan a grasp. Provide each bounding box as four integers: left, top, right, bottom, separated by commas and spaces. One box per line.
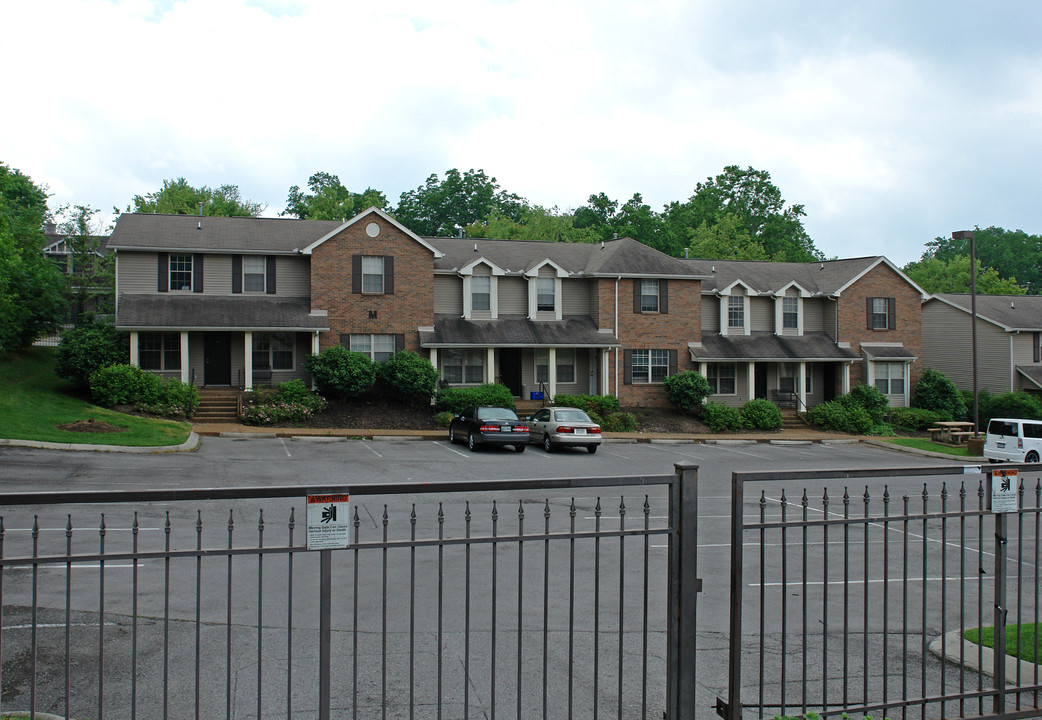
365, 222, 380, 238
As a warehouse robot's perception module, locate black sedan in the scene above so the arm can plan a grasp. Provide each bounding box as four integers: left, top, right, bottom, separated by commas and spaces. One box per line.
448, 406, 529, 452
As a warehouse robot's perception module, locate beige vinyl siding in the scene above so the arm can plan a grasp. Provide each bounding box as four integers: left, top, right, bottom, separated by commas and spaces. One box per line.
189, 333, 204, 383
276, 256, 310, 296
206, 255, 232, 294
434, 275, 463, 315
118, 252, 160, 294
750, 296, 773, 332
702, 295, 720, 333
803, 298, 825, 333
562, 279, 590, 315
499, 277, 527, 314
823, 299, 838, 339
921, 301, 1011, 393
589, 281, 600, 325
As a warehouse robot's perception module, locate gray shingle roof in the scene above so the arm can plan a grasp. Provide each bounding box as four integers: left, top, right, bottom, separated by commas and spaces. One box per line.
116, 295, 328, 331
860, 344, 916, 360
683, 256, 883, 295
108, 214, 342, 253
428, 236, 701, 277
1017, 365, 1042, 390
931, 294, 1042, 331
420, 315, 619, 347
688, 332, 860, 362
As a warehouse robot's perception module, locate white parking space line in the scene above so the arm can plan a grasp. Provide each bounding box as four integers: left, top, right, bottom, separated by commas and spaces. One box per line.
360, 442, 383, 458
603, 449, 631, 459
434, 441, 469, 458
704, 445, 767, 458
279, 438, 292, 457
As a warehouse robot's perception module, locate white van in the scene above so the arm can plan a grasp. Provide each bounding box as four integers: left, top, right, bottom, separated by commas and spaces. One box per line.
984, 418, 1042, 463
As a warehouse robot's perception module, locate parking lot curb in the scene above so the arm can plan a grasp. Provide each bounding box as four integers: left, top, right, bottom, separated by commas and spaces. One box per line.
603, 438, 638, 444
220, 431, 276, 439
928, 629, 1042, 683
0, 432, 200, 454
290, 436, 344, 442
769, 439, 812, 446
707, 439, 758, 446
863, 439, 985, 462
371, 435, 424, 441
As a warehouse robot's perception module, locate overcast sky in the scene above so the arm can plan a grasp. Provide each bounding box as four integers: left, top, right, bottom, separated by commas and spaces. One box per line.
5, 0, 1041, 266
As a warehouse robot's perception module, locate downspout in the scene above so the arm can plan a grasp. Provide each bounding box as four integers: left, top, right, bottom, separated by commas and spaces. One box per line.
614, 276, 621, 397
1011, 331, 1018, 392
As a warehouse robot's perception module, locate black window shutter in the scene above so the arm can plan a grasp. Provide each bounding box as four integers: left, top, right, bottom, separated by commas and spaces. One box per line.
232, 255, 242, 294
339, 334, 351, 347
384, 256, 394, 295
394, 333, 405, 352
660, 280, 669, 314
1035, 333, 1040, 363
352, 255, 362, 294
623, 350, 633, 384
887, 297, 897, 330
266, 255, 276, 295
668, 349, 678, 377
193, 254, 204, 293
633, 281, 641, 313
866, 297, 872, 330
158, 253, 168, 292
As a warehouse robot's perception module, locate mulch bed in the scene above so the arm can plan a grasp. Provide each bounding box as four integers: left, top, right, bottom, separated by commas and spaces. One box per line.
56, 419, 126, 434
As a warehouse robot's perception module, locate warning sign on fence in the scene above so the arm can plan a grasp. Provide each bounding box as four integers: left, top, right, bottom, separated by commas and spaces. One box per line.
306, 494, 351, 550
991, 469, 1018, 514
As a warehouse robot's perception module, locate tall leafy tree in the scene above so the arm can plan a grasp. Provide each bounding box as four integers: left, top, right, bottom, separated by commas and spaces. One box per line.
664, 165, 822, 262
282, 171, 387, 220
54, 204, 115, 320
903, 255, 1025, 295
128, 177, 264, 216
0, 164, 66, 353
465, 205, 600, 244
918, 226, 1041, 294
572, 192, 674, 253
687, 213, 768, 260
393, 169, 527, 236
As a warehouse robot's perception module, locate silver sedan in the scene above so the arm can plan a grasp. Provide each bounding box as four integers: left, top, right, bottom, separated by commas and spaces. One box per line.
526, 406, 603, 453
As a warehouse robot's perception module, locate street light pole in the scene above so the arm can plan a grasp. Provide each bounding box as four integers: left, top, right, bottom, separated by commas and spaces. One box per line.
953, 230, 978, 434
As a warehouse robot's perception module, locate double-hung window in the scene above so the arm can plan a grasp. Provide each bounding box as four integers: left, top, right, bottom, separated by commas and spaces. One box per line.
471, 276, 491, 311
254, 333, 294, 370
868, 297, 895, 330
362, 257, 385, 294
874, 363, 905, 395
170, 254, 193, 291
537, 277, 555, 312
641, 280, 660, 312
139, 332, 181, 371
631, 349, 669, 384
782, 297, 799, 329
349, 334, 396, 363
728, 296, 744, 329
442, 349, 484, 384
707, 363, 736, 394
243, 256, 266, 292
536, 349, 576, 383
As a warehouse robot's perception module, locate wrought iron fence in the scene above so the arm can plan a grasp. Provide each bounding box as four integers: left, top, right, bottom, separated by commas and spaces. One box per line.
0, 466, 698, 720
719, 463, 1042, 720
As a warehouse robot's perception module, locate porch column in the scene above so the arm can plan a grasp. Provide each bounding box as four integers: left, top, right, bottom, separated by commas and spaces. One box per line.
747, 362, 755, 400
699, 362, 707, 377
798, 361, 807, 409
487, 348, 496, 384
548, 347, 557, 400
842, 362, 851, 395
129, 331, 139, 367
601, 349, 609, 395
429, 348, 438, 377
180, 332, 190, 384
312, 332, 320, 355
244, 331, 253, 391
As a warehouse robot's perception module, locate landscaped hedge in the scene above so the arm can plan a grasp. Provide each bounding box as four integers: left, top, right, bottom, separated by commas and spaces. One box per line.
435, 384, 515, 415
807, 400, 872, 434
912, 368, 966, 420
56, 321, 128, 387
888, 407, 948, 431
241, 379, 327, 425
377, 350, 438, 405
663, 371, 712, 414
304, 346, 375, 399
741, 398, 783, 430
702, 402, 745, 432
89, 364, 198, 418
552, 393, 621, 418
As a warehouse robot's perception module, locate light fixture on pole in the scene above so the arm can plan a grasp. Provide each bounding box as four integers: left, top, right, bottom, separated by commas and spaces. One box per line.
952, 230, 978, 435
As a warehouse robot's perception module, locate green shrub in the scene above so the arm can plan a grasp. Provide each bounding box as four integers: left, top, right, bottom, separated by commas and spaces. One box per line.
842, 384, 889, 424
912, 369, 966, 421
434, 411, 455, 428
304, 345, 376, 399
240, 380, 327, 425
663, 371, 712, 414
741, 398, 783, 430
153, 378, 199, 417
55, 321, 128, 387
807, 400, 872, 434
601, 411, 638, 432
553, 393, 620, 417
378, 350, 438, 405
981, 391, 1042, 424
90, 364, 162, 406
888, 407, 947, 431
435, 384, 515, 415
702, 402, 745, 432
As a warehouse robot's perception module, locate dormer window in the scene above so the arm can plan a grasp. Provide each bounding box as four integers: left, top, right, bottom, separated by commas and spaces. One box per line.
472, 275, 491, 311
537, 277, 555, 312
782, 297, 798, 328
728, 296, 745, 328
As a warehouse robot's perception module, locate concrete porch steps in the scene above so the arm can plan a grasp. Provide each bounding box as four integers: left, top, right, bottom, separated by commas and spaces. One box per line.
780, 409, 808, 429
195, 388, 239, 421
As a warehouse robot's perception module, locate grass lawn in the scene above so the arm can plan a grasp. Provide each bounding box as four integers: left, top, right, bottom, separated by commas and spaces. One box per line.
0, 347, 191, 447
965, 624, 1040, 663
878, 437, 973, 457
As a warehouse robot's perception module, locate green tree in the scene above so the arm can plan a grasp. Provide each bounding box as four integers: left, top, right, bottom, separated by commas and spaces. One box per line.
572, 192, 674, 253
918, 226, 1040, 294
128, 177, 264, 216
393, 169, 527, 236
0, 164, 66, 353
281, 171, 387, 220
55, 204, 115, 320
664, 165, 823, 262
465, 205, 600, 244
903, 255, 1025, 295
686, 213, 769, 260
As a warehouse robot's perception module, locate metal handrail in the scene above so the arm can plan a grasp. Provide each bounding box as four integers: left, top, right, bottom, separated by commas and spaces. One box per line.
538, 381, 550, 407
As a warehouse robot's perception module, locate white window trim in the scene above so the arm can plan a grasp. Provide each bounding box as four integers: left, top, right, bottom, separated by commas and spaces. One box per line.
631, 349, 669, 384
707, 362, 737, 395
361, 256, 385, 295
528, 275, 562, 320
775, 295, 803, 335
348, 333, 396, 363
721, 294, 749, 336
463, 273, 498, 318
243, 256, 267, 293
169, 254, 193, 292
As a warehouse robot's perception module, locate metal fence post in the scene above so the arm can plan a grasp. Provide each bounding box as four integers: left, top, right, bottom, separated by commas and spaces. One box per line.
319, 549, 332, 720
668, 462, 698, 719
989, 470, 1008, 714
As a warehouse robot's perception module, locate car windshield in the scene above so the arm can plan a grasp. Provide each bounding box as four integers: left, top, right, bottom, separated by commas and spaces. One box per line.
478, 408, 519, 421
554, 410, 592, 423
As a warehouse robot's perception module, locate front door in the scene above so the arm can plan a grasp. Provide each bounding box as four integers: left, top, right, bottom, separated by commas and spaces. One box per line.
499, 349, 522, 396
754, 365, 768, 399
204, 332, 232, 385
823, 364, 837, 402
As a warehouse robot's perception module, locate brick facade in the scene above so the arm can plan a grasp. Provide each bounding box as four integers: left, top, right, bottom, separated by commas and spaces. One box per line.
837, 263, 923, 387
309, 216, 435, 352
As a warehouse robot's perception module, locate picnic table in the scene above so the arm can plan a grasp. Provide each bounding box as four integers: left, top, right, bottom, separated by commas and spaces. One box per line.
928, 421, 974, 444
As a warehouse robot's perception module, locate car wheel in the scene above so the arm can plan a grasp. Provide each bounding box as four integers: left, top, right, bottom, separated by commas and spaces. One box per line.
543, 434, 554, 453
514, 443, 526, 453
1027, 451, 1039, 463
468, 432, 478, 452
587, 445, 598, 454
449, 426, 456, 444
